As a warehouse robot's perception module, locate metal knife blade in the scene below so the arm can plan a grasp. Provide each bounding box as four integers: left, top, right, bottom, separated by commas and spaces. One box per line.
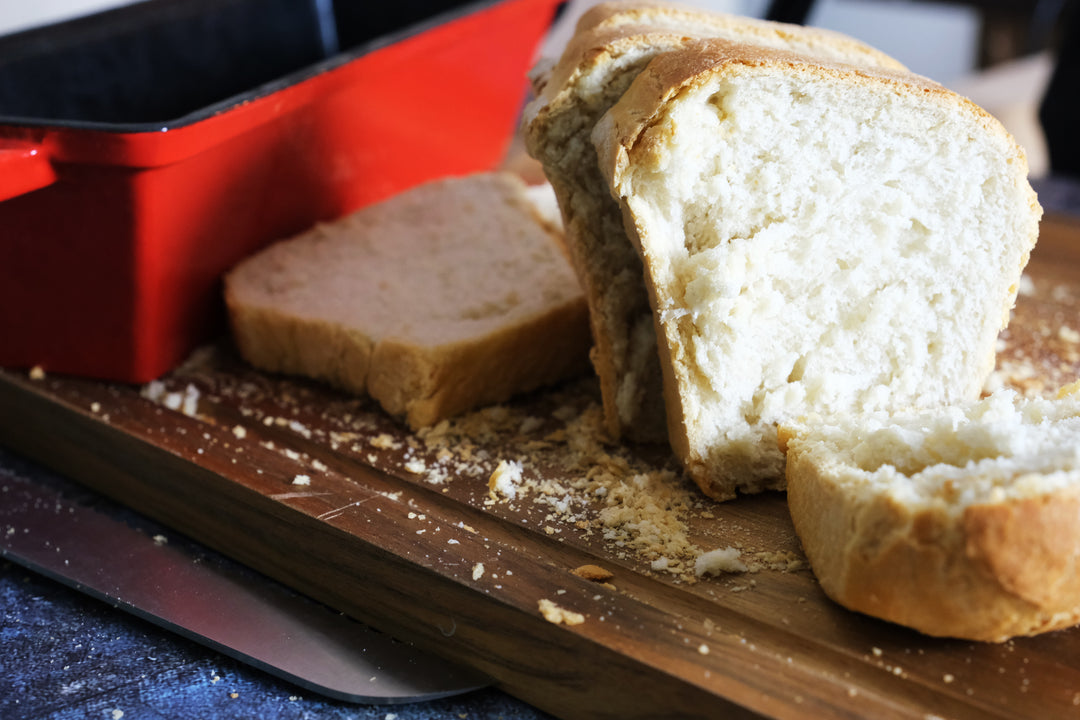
0, 467, 489, 704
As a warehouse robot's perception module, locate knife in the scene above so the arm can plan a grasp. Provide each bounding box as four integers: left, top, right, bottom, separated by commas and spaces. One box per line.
0, 464, 490, 704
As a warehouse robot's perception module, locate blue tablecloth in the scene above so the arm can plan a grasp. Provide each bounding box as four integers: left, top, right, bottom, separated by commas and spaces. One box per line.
0, 448, 551, 720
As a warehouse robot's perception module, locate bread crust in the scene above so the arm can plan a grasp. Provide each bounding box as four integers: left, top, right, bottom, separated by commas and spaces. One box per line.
367, 298, 592, 429
526, 11, 704, 443
594, 36, 1040, 500
787, 451, 1080, 642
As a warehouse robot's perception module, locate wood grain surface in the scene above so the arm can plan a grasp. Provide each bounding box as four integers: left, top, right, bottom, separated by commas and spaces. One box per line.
2, 215, 1079, 720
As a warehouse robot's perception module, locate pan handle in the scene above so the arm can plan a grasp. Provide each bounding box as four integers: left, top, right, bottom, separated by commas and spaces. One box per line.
0, 142, 57, 202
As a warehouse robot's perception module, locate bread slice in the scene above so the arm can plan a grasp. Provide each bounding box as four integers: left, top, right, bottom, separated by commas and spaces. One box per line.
224, 172, 591, 429
524, 1, 904, 443
592, 37, 1041, 500
780, 384, 1080, 642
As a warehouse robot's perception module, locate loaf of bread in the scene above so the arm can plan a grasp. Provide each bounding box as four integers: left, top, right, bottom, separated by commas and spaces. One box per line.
591, 36, 1041, 500
780, 384, 1080, 642
524, 1, 904, 443
224, 172, 591, 430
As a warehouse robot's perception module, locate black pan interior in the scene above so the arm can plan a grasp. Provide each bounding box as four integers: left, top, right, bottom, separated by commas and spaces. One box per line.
0, 0, 481, 128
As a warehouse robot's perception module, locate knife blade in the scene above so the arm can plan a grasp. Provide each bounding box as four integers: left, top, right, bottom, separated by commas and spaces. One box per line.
0, 465, 489, 704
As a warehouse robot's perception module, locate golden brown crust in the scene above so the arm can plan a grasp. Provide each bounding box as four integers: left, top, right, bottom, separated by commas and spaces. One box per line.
369, 299, 592, 430
231, 290, 592, 433
787, 451, 1080, 642
531, 1, 904, 107
963, 492, 1080, 611
224, 298, 375, 396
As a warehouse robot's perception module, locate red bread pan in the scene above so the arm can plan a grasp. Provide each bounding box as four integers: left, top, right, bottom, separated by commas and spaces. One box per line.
0, 0, 563, 382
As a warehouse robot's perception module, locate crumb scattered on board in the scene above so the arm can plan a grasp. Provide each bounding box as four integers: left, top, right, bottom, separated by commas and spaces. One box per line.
538, 598, 585, 626
573, 564, 614, 582
136, 362, 813, 584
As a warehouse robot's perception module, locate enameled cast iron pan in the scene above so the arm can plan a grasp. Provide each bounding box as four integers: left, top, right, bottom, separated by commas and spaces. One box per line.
0, 0, 562, 382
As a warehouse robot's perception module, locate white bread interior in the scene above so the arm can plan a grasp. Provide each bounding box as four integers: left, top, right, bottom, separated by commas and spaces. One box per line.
781, 384, 1080, 642
523, 0, 904, 444
593, 37, 1041, 499
224, 172, 591, 429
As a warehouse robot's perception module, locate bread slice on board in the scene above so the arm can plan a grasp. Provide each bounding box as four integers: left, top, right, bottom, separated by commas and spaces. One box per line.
524, 0, 904, 443
780, 384, 1080, 642
592, 37, 1041, 500
224, 172, 591, 430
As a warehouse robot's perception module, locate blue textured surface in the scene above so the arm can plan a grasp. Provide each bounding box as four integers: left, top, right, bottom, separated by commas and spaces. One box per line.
0, 448, 551, 720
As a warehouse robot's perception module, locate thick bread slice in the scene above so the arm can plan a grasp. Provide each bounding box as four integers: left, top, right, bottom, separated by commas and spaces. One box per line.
593, 37, 1041, 500
224, 172, 591, 429
780, 385, 1080, 642
524, 0, 904, 443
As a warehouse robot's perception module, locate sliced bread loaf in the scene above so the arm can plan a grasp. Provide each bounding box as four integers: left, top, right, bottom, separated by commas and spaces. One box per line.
224, 172, 591, 430
780, 384, 1080, 642
592, 37, 1041, 499
524, 1, 904, 443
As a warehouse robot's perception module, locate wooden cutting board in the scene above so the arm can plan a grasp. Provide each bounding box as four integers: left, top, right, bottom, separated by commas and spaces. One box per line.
2, 215, 1079, 720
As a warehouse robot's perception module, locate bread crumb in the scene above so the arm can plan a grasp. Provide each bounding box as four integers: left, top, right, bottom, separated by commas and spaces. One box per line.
147, 382, 201, 416
943, 673, 955, 683
749, 550, 807, 572
572, 564, 614, 582
1060, 326, 1080, 344
695, 547, 748, 576
229, 692, 238, 699
538, 598, 585, 626
415, 383, 708, 580
152, 534, 168, 545
232, 425, 247, 439
872, 647, 883, 657
111, 710, 124, 720
29, 365, 46, 380
472, 563, 485, 581
180, 384, 200, 416
488, 460, 523, 500
403, 459, 427, 474
370, 433, 399, 450
288, 420, 312, 439
698, 643, 709, 655
292, 474, 311, 486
